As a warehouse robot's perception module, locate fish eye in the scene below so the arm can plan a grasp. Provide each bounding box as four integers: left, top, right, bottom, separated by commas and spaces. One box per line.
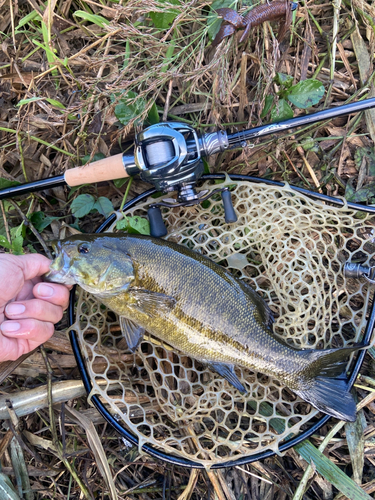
78, 243, 90, 254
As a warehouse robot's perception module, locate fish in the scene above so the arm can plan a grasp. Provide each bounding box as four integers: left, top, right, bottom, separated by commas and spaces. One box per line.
46, 233, 365, 422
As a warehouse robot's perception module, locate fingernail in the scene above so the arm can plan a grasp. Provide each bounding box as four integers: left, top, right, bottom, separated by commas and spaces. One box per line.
5, 303, 26, 316
1, 322, 21, 333
37, 284, 54, 297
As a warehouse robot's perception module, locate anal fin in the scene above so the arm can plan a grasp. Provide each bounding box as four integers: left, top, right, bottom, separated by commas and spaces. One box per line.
119, 316, 145, 353
208, 362, 247, 394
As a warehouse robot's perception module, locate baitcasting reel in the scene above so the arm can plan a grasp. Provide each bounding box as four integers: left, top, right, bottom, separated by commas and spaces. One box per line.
124, 121, 236, 236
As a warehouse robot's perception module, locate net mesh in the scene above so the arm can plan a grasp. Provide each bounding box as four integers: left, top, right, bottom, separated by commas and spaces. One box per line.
71, 177, 375, 466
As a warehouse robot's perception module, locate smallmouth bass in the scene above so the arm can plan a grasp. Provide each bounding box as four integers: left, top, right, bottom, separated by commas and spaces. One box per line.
46, 233, 364, 422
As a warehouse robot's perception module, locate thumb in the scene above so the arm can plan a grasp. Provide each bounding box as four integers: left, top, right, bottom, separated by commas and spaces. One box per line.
0, 253, 52, 281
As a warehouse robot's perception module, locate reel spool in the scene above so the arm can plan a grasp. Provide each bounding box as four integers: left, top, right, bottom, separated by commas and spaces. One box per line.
69, 174, 375, 468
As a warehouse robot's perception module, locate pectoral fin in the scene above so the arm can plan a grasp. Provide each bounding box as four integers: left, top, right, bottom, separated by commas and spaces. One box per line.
129, 289, 176, 318
208, 362, 247, 394
119, 316, 145, 353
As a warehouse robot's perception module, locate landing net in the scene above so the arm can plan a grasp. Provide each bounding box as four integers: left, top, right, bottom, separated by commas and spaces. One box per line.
71, 177, 374, 466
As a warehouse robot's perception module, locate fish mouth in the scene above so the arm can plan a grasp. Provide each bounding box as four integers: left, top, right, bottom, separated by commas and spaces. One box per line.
45, 268, 77, 285
45, 241, 78, 285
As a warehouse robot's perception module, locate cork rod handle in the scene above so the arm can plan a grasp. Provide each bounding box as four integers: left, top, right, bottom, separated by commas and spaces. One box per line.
64, 153, 129, 187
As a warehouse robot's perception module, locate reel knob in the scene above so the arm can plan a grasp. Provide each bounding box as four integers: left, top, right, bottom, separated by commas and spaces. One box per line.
221, 188, 238, 223
148, 205, 168, 237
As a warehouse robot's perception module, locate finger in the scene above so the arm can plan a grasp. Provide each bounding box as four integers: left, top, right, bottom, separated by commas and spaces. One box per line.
15, 279, 40, 302
19, 254, 52, 280
0, 319, 54, 360
33, 282, 71, 310
5, 299, 64, 324
0, 254, 52, 282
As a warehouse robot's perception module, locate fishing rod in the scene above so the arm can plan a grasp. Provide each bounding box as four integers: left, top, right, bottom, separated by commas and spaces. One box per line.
2, 97, 375, 235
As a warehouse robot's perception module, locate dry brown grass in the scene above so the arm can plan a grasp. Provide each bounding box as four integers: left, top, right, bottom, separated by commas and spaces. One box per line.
1, 0, 375, 498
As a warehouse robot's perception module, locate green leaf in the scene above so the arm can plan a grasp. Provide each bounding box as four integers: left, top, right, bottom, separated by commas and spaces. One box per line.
299, 137, 319, 152
93, 197, 114, 217
147, 101, 160, 125
15, 10, 41, 31
31, 38, 58, 76
26, 244, 38, 253
71, 194, 96, 218
0, 178, 20, 189
17, 97, 75, 117
287, 79, 325, 109
11, 224, 25, 240
68, 184, 90, 198
45, 98, 66, 109
123, 39, 131, 69
29, 211, 60, 232
345, 179, 375, 204
275, 73, 292, 86
161, 35, 177, 73
16, 97, 43, 107
270, 99, 293, 122
354, 147, 375, 176
294, 440, 372, 500
274, 72, 294, 89
73, 10, 110, 27
1, 201, 13, 213
116, 216, 150, 235
81, 153, 106, 165
113, 178, 128, 188
345, 180, 356, 201
207, 0, 235, 41
260, 95, 274, 119
0, 235, 11, 250
11, 235, 24, 255
150, 0, 181, 29
40, 21, 58, 75
114, 91, 146, 126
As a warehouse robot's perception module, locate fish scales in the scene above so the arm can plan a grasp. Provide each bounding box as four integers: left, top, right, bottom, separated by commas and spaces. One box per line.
46, 233, 366, 422
99, 236, 305, 385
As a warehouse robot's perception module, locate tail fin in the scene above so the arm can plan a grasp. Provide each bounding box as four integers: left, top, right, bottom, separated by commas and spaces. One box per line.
294, 343, 367, 422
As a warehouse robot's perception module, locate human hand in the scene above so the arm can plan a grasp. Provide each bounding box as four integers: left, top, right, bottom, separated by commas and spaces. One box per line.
0, 253, 70, 362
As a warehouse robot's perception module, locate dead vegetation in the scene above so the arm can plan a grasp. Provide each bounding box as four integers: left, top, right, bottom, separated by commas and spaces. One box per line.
1, 0, 375, 498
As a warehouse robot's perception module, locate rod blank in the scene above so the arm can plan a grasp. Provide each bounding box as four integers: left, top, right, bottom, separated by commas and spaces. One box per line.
227, 97, 375, 146
0, 175, 66, 201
